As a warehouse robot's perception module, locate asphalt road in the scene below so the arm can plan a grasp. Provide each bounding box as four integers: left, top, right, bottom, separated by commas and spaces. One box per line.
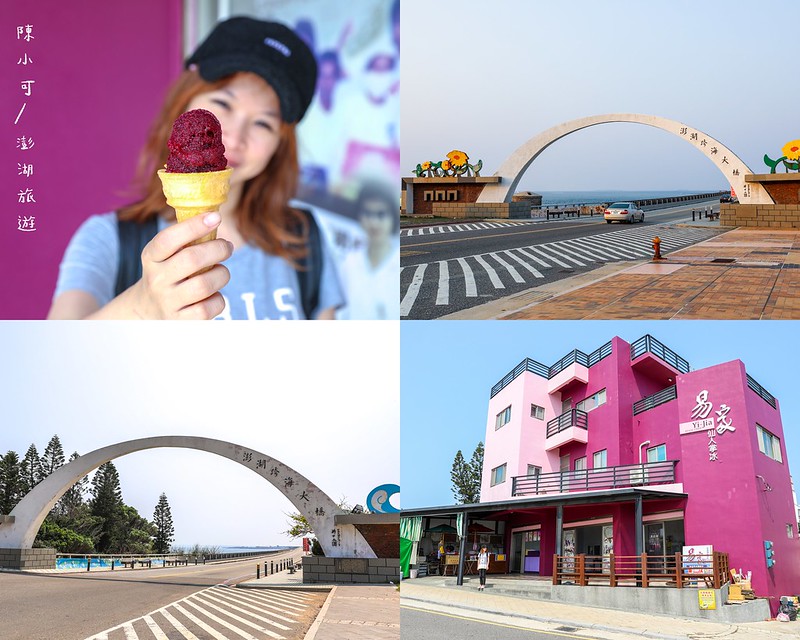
400, 200, 723, 319
1, 549, 301, 640
401, 605, 612, 639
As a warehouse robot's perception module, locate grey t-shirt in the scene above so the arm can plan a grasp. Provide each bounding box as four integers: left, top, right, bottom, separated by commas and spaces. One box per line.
54, 212, 345, 320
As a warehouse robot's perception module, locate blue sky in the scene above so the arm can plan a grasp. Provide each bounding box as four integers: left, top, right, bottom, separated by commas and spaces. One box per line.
401, 321, 800, 508
400, 0, 800, 192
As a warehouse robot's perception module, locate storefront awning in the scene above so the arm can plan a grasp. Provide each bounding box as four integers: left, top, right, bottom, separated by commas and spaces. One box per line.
401, 486, 687, 519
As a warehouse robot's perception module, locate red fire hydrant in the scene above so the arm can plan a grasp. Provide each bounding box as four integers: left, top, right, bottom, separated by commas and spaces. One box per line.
652, 236, 663, 260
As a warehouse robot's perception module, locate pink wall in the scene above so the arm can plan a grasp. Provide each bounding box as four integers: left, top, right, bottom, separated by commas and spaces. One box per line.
2, 0, 183, 318
676, 360, 800, 606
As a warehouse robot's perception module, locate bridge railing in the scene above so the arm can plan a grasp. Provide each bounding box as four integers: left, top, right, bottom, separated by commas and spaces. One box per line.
530, 191, 728, 217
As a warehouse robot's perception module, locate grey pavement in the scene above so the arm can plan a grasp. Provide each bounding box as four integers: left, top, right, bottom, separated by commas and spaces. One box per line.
239, 567, 400, 639
400, 577, 800, 640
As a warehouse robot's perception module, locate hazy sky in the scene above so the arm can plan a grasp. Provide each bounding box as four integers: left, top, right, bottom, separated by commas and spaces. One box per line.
1, 322, 399, 548
401, 0, 800, 192
401, 322, 800, 509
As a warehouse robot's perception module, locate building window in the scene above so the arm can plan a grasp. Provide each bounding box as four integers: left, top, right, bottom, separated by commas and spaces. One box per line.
495, 405, 512, 430
491, 463, 507, 486
757, 424, 783, 462
527, 464, 541, 477
646, 444, 667, 462
593, 449, 608, 468
576, 388, 607, 413
788, 524, 794, 539
531, 404, 545, 420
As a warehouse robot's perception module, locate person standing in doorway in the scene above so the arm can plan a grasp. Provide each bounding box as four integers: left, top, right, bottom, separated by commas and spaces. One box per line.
477, 545, 489, 591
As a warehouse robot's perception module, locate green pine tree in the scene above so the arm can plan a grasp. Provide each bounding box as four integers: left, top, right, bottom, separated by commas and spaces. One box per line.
0, 451, 23, 514
450, 442, 484, 504
90, 462, 124, 552
40, 435, 66, 478
20, 444, 42, 494
152, 493, 175, 554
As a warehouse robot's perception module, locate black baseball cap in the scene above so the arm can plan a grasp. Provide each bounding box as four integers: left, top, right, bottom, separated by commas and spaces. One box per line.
186, 17, 317, 123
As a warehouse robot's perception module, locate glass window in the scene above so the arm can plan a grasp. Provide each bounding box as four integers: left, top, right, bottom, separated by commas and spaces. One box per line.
530, 404, 545, 420
491, 463, 507, 486
576, 388, 607, 413
757, 424, 782, 462
495, 405, 512, 430
575, 457, 586, 471
593, 449, 607, 468
527, 464, 541, 477
646, 444, 667, 462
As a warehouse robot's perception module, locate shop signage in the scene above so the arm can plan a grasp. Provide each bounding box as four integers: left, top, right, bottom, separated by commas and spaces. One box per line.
678, 390, 736, 462
698, 589, 717, 610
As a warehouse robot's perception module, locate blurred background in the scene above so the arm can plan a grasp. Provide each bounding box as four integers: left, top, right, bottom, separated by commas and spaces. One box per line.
1, 0, 399, 319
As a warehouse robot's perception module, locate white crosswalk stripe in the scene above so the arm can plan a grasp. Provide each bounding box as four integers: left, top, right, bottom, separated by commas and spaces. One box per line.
400, 226, 720, 317
473, 255, 505, 288
84, 586, 322, 640
401, 220, 541, 236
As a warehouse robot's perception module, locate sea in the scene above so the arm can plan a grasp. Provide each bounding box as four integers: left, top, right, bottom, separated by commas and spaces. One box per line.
536, 190, 721, 206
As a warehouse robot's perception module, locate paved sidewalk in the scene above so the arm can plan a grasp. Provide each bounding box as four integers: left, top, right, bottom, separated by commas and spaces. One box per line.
239, 569, 399, 639
401, 579, 800, 639
446, 227, 800, 320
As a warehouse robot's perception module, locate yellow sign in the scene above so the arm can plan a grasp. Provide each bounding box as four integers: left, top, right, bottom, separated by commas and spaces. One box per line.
698, 589, 717, 610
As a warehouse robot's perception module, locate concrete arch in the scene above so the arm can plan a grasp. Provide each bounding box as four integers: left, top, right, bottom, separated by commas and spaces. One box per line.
476, 113, 773, 205
0, 436, 373, 558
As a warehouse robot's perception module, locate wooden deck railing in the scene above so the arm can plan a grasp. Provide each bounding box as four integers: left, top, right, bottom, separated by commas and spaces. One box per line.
552, 552, 729, 589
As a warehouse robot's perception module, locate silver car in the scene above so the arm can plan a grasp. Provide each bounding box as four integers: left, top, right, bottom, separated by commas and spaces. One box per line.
604, 202, 645, 224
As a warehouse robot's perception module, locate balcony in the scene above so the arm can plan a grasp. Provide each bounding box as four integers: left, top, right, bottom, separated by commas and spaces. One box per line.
630, 335, 690, 383
632, 385, 677, 415
511, 460, 678, 496
545, 409, 588, 451
746, 374, 777, 409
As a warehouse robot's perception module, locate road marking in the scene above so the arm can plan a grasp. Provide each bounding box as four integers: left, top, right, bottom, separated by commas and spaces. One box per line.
142, 615, 170, 640
490, 252, 525, 283
207, 588, 300, 620
474, 255, 505, 288
401, 604, 588, 638
158, 608, 198, 639
194, 591, 292, 629
457, 258, 477, 297
437, 261, 450, 305
504, 250, 544, 278
172, 602, 241, 640
525, 245, 573, 268
122, 624, 137, 640
227, 588, 309, 611
539, 242, 586, 266
516, 247, 552, 268
399, 264, 427, 316
402, 221, 605, 247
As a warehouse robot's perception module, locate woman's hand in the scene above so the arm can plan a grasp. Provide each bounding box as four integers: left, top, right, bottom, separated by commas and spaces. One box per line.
129, 212, 234, 319
49, 212, 233, 320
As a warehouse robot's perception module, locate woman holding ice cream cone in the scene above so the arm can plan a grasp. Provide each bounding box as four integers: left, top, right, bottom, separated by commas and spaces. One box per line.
48, 18, 343, 320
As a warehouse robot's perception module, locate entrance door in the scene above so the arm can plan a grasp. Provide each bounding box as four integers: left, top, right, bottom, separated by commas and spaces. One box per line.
645, 522, 665, 572
511, 532, 523, 573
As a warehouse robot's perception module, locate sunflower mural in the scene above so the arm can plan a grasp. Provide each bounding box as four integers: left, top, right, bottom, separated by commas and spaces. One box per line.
414, 150, 484, 177
764, 140, 800, 173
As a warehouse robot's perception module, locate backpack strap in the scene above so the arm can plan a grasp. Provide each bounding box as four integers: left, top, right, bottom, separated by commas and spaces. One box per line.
115, 214, 159, 297
295, 208, 322, 319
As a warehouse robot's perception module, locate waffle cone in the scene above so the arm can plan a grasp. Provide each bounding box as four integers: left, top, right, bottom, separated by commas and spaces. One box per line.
157, 168, 233, 245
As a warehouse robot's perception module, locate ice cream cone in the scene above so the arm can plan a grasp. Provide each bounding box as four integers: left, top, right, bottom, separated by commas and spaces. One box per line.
157, 167, 233, 246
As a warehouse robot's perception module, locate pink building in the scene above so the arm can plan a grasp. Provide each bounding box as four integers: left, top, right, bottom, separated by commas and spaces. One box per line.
473, 335, 799, 605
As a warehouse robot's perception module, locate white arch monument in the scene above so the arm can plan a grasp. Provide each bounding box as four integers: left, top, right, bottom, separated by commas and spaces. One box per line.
477, 113, 773, 205
0, 436, 374, 558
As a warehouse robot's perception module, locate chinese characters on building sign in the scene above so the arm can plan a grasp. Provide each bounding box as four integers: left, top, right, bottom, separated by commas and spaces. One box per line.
16, 23, 36, 232
678, 390, 736, 462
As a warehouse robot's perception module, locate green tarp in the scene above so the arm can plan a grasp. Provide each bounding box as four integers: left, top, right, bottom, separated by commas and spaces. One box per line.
400, 516, 423, 578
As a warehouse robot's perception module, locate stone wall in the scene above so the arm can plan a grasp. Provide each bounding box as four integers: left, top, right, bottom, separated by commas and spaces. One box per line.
720, 203, 800, 228
430, 202, 530, 219
302, 556, 400, 584
0, 547, 56, 570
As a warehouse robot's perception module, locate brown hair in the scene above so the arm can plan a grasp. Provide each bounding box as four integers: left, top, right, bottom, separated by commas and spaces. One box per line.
118, 70, 308, 263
